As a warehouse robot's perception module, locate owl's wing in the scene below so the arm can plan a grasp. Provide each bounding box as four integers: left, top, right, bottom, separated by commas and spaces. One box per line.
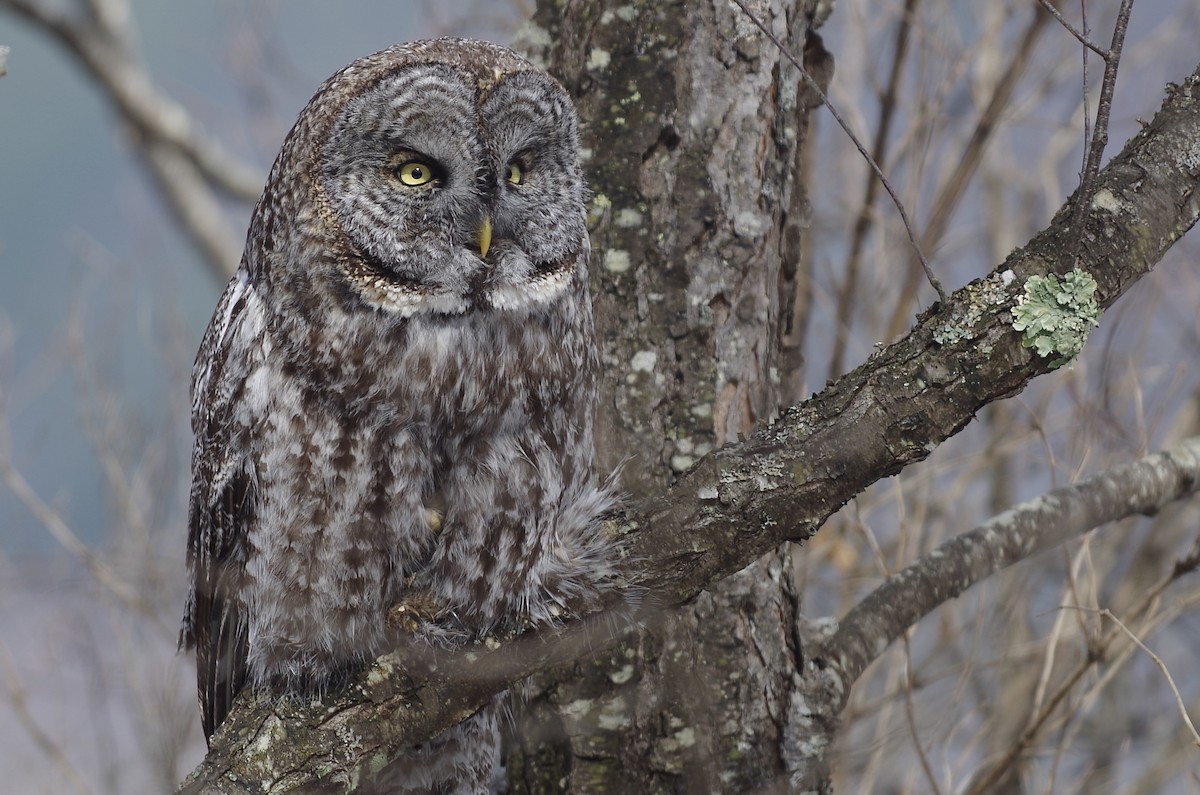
180, 271, 262, 741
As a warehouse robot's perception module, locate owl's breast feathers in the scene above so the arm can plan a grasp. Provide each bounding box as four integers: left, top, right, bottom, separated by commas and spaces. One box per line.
184, 264, 602, 715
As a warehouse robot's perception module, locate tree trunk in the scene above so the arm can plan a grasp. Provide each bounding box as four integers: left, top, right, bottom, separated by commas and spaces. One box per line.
509, 2, 832, 790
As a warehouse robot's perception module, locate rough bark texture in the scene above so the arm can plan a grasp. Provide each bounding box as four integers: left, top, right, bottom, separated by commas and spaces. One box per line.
509, 1, 828, 791
174, 10, 1200, 794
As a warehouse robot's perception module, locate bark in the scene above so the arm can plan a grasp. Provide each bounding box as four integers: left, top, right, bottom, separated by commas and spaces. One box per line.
508, 1, 828, 792
173, 5, 1200, 793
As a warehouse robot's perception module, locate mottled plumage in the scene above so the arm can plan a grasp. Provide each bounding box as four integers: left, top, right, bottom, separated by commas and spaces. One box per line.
180, 38, 615, 792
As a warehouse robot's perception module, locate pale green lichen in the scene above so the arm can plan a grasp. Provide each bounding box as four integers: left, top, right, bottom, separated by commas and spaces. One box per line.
1010, 268, 1101, 367
615, 207, 644, 228
604, 249, 631, 273
586, 47, 611, 70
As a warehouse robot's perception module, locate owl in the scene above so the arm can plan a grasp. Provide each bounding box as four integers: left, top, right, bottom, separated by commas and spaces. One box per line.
180, 38, 616, 792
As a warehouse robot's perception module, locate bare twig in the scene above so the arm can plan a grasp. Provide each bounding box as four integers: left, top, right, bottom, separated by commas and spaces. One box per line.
963, 539, 1200, 795
727, 0, 946, 303
1098, 607, 1200, 747
0, 432, 149, 616
1036, 0, 1108, 56
1062, 0, 1137, 269
901, 632, 943, 795
830, 0, 920, 376
1081, 1, 1093, 191
826, 436, 1200, 693
883, 3, 1053, 341
0, 640, 97, 795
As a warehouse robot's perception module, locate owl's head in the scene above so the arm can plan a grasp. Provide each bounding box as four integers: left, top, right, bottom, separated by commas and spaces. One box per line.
252, 39, 588, 319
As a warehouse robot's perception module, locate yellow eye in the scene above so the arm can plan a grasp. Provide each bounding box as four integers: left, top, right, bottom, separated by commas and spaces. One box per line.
396, 160, 435, 186
506, 161, 524, 185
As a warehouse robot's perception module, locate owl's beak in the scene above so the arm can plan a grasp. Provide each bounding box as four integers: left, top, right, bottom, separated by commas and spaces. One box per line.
476, 215, 493, 259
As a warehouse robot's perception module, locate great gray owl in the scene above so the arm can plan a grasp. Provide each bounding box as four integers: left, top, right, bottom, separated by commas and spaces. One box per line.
180, 38, 616, 792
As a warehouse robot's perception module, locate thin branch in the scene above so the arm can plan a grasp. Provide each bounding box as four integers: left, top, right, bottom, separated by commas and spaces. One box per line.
0, 396, 152, 618
1062, 0, 1137, 269
1036, 0, 1109, 56
883, 3, 1053, 341
1098, 607, 1200, 747
825, 436, 1200, 694
1081, 1, 1093, 189
727, 0, 947, 303
831, 0, 920, 376
0, 640, 97, 795
140, 136, 247, 277
964, 552, 1200, 795
901, 632, 943, 795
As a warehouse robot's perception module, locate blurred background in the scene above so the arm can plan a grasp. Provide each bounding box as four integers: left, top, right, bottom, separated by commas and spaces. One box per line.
1, 0, 1199, 792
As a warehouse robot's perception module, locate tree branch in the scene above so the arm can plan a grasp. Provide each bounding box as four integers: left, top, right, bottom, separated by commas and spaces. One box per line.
178, 603, 646, 794
2, 0, 263, 278
622, 62, 1200, 608
177, 61, 1200, 794
824, 435, 1200, 696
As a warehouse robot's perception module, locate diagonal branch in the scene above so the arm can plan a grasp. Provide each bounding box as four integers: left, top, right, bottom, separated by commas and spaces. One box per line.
883, 2, 1055, 341
177, 61, 1200, 794
1, 0, 264, 279
178, 602, 648, 795
2, 0, 264, 200
824, 435, 1200, 696
1036, 0, 1109, 57
728, 0, 946, 303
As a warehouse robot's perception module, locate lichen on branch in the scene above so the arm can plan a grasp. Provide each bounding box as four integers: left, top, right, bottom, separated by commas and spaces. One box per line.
1010, 268, 1101, 367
